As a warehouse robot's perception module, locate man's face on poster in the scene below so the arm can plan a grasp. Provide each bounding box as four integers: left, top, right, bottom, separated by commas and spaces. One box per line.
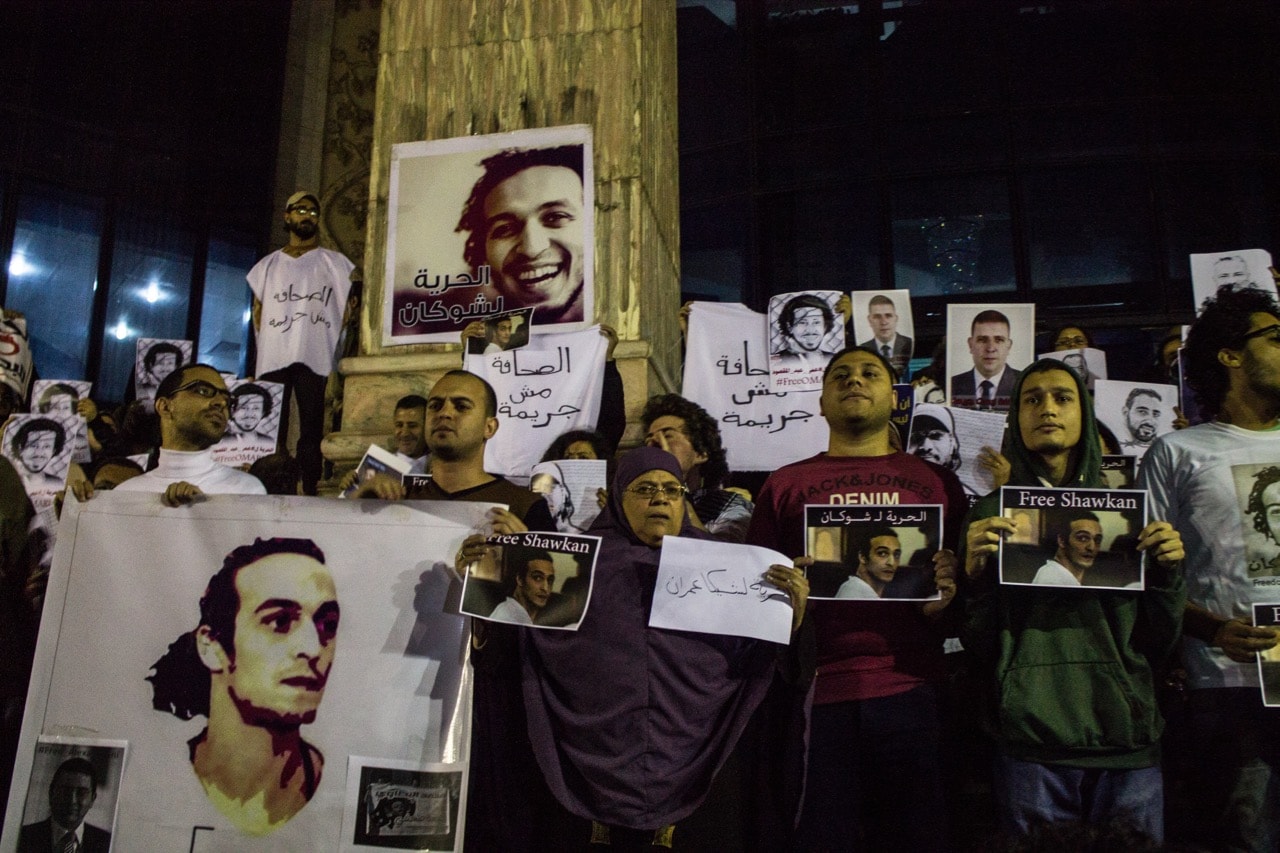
1124, 393, 1162, 443
40, 394, 75, 418
494, 319, 513, 347
909, 423, 958, 471
531, 473, 569, 519
857, 534, 901, 592
868, 301, 898, 342
968, 321, 1012, 379
1213, 256, 1252, 289
148, 352, 178, 385
1061, 352, 1088, 380
49, 767, 96, 830
1059, 519, 1103, 574
232, 394, 264, 433
221, 554, 340, 727
1261, 481, 1280, 545
515, 558, 555, 613
483, 165, 584, 316
19, 429, 57, 475
785, 307, 827, 352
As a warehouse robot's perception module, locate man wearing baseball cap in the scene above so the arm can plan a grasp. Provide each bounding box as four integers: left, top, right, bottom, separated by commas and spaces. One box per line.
246, 191, 356, 494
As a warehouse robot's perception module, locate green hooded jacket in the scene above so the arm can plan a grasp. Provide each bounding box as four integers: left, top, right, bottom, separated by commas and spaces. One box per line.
959, 358, 1185, 768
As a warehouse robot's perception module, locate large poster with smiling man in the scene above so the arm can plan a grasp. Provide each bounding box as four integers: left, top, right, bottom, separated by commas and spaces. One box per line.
383, 125, 594, 346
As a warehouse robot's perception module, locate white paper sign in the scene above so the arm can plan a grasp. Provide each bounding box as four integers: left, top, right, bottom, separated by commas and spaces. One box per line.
1190, 249, 1276, 314
907, 404, 1005, 499
32, 379, 93, 463
649, 536, 794, 644
682, 302, 829, 473
1094, 379, 1178, 461
465, 326, 606, 478
211, 379, 285, 467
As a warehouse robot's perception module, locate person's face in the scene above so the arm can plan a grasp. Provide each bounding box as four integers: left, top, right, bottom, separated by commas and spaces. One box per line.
530, 473, 567, 516
968, 321, 1013, 379
284, 201, 319, 239
19, 430, 57, 474
1124, 394, 1162, 442
494, 319, 513, 346
1262, 481, 1280, 544
1213, 257, 1251, 288
41, 394, 75, 417
1054, 327, 1089, 351
49, 769, 96, 829
563, 440, 598, 460
1237, 313, 1280, 409
93, 463, 140, 491
162, 367, 231, 449
393, 406, 427, 457
621, 469, 686, 547
785, 306, 827, 352
644, 416, 707, 479
483, 165, 584, 314
820, 351, 894, 431
1059, 519, 1103, 574
223, 553, 339, 727
426, 374, 497, 462
909, 425, 958, 470
857, 534, 900, 593
148, 351, 178, 384
231, 394, 264, 432
389, 800, 409, 817
515, 558, 555, 613
868, 302, 898, 341
1018, 369, 1082, 458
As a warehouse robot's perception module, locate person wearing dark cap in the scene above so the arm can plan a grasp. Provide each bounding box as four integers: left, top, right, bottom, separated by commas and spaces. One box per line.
247, 191, 356, 495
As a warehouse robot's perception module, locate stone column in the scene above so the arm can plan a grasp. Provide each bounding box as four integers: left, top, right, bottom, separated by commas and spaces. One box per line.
323, 1, 681, 472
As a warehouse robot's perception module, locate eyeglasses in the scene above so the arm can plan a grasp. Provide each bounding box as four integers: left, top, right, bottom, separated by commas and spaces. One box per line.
288, 205, 318, 216
1239, 324, 1280, 346
168, 380, 231, 402
1055, 335, 1089, 349
626, 482, 689, 501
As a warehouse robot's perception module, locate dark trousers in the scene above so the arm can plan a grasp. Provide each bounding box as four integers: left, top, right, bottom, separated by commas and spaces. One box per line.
259, 363, 326, 495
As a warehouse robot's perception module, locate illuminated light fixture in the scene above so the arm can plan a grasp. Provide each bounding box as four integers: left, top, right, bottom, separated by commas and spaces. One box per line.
143, 280, 162, 304
7, 254, 35, 277
113, 320, 131, 340
242, 308, 252, 324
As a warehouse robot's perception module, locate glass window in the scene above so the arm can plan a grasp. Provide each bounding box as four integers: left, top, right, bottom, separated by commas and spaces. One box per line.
6, 183, 102, 381
681, 199, 751, 302
891, 175, 1015, 297
199, 234, 257, 377
98, 208, 195, 401
760, 186, 880, 296
759, 11, 870, 133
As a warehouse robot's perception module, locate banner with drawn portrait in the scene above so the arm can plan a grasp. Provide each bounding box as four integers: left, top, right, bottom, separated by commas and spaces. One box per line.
383, 125, 594, 345
682, 302, 829, 473
3, 494, 484, 851
210, 379, 285, 468
463, 326, 606, 479
134, 338, 193, 404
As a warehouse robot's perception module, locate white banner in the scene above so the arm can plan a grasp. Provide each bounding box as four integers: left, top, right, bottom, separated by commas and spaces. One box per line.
682, 302, 829, 472
464, 327, 606, 478
4, 494, 482, 851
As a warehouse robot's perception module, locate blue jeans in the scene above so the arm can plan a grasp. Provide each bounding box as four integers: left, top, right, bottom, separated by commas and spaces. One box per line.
994, 754, 1163, 842
793, 684, 948, 852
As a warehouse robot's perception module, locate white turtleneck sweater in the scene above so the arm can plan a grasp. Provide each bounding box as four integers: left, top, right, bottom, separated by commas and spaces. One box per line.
114, 448, 266, 496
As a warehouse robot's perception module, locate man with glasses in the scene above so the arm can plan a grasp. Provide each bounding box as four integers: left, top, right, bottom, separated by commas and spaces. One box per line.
109, 364, 265, 504
247, 190, 356, 495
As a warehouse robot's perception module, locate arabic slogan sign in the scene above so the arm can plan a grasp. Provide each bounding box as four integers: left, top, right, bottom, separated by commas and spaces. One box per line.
682, 302, 829, 473
383, 125, 595, 345
4, 494, 482, 851
464, 326, 606, 478
0, 315, 33, 401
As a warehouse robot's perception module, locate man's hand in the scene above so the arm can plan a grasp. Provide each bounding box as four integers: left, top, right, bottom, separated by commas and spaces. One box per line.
487, 507, 528, 536
70, 479, 96, 503
599, 323, 619, 361
766, 556, 811, 634
834, 294, 852, 325
162, 481, 205, 507
353, 473, 406, 501
460, 321, 486, 354
678, 302, 693, 341
337, 468, 359, 492
923, 549, 958, 617
965, 516, 1016, 579
1212, 619, 1279, 663
977, 446, 1010, 489
1136, 521, 1183, 567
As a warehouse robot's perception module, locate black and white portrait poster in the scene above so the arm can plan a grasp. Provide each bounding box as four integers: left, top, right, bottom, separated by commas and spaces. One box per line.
1190, 248, 1276, 314
464, 326, 606, 478
1094, 379, 1178, 461
850, 289, 914, 378
15, 736, 127, 852
1035, 347, 1106, 393
342, 757, 463, 852
1101, 455, 1138, 490
906, 404, 1004, 501
32, 379, 93, 463
383, 125, 594, 345
998, 486, 1148, 590
133, 338, 193, 403
1252, 603, 1280, 708
0, 314, 34, 401
530, 458, 606, 534
211, 379, 285, 468
460, 530, 601, 630
803, 504, 943, 601
2, 412, 78, 522
463, 306, 535, 355
767, 290, 844, 392
1229, 463, 1280, 587
682, 302, 828, 473
945, 303, 1034, 412
3, 493, 486, 850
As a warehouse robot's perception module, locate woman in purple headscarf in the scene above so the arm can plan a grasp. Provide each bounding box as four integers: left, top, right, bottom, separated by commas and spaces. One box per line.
523, 446, 811, 851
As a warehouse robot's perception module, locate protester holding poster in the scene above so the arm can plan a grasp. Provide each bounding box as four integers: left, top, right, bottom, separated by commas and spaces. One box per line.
961, 359, 1185, 841
523, 447, 809, 849
1137, 285, 1280, 851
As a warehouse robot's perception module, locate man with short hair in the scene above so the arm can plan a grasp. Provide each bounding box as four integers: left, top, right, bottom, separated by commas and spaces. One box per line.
858, 294, 913, 375
1212, 254, 1256, 290
1031, 510, 1103, 586
489, 547, 555, 624
951, 309, 1021, 411
1137, 285, 1280, 851
1120, 387, 1163, 455
148, 538, 337, 836
772, 293, 839, 367
9, 418, 67, 493
17, 755, 112, 852
36, 383, 79, 418
835, 525, 900, 599
226, 383, 274, 441
747, 346, 966, 851
108, 364, 266, 505
963, 359, 1184, 840
456, 146, 586, 325
248, 190, 356, 495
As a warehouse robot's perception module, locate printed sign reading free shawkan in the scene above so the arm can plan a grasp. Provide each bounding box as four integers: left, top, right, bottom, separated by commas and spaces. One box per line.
383, 125, 595, 345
